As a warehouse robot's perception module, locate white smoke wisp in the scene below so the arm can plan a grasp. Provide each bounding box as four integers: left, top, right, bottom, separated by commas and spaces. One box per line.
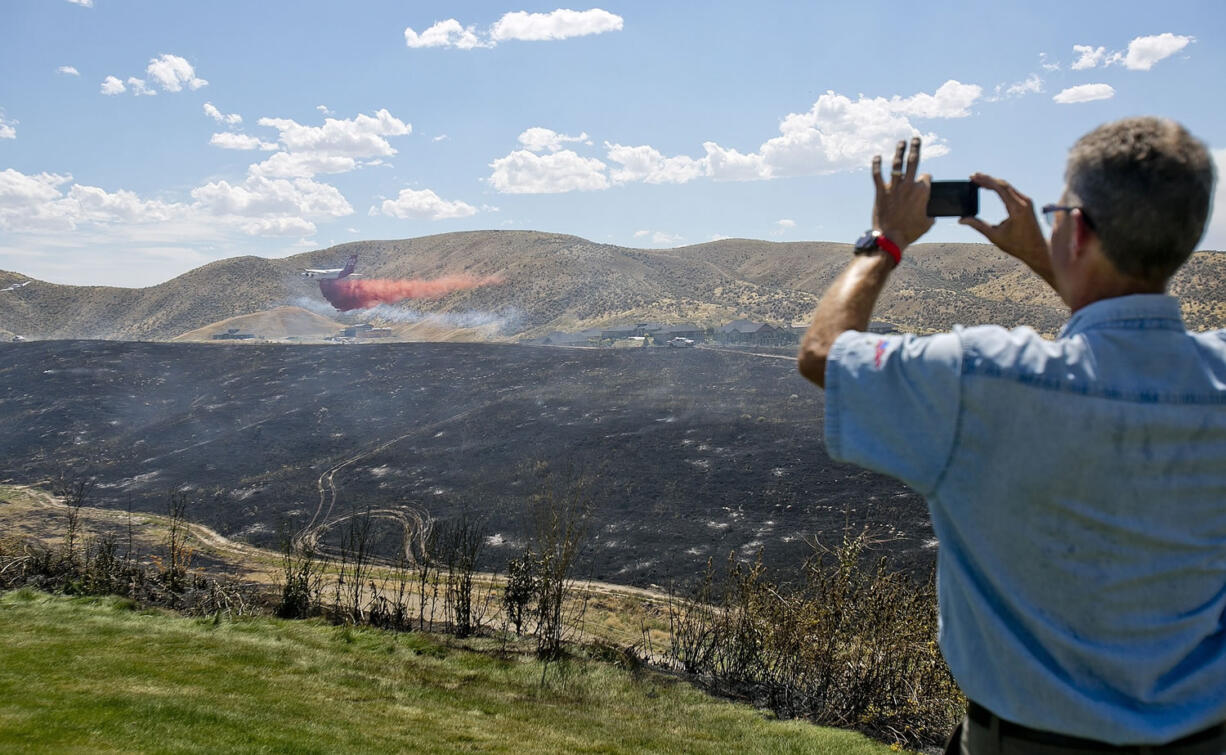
288, 296, 522, 334
357, 304, 523, 333
291, 296, 342, 317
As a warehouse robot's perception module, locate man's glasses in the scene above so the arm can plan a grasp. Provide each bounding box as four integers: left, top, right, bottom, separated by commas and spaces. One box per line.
1040, 204, 1095, 230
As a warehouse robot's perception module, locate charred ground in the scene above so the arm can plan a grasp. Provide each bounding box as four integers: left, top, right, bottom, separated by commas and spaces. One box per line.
0, 340, 931, 587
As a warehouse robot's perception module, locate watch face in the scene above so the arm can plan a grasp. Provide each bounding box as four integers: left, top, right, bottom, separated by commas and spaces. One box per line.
854, 230, 878, 252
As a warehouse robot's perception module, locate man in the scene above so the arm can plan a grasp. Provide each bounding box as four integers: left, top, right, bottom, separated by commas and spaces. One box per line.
797, 118, 1225, 753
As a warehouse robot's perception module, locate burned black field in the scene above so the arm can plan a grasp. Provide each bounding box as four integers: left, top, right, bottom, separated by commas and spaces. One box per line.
0, 341, 934, 587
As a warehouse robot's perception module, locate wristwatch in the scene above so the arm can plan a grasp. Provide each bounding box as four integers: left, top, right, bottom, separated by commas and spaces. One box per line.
853, 230, 901, 265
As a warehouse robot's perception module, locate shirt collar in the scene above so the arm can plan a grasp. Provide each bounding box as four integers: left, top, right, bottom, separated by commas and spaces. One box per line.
1059, 294, 1185, 338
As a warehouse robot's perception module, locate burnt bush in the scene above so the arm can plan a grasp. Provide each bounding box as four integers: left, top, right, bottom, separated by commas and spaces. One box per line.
667, 530, 962, 749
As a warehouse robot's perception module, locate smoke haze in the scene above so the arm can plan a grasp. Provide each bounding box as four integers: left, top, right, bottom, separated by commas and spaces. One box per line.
319, 274, 503, 311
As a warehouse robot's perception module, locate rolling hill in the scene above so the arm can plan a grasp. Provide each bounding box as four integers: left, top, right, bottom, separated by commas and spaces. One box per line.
1, 231, 1223, 341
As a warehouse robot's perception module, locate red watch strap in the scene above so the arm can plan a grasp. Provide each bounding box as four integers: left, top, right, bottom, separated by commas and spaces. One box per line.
876, 234, 902, 265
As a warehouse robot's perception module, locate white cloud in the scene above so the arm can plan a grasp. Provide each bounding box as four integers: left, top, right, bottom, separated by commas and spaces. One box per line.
57, 66, 80, 76
257, 109, 410, 158
405, 9, 623, 50
489, 8, 623, 42
405, 19, 489, 49
146, 54, 207, 92
631, 229, 682, 245
488, 81, 975, 193
191, 174, 352, 223
0, 169, 185, 232
209, 132, 278, 151
432, 134, 449, 142
100, 76, 126, 95
380, 188, 478, 220
1123, 33, 1193, 70
888, 80, 982, 118
65, 0, 92, 6
203, 102, 242, 125
705, 81, 973, 181
1070, 34, 1193, 71
126, 77, 156, 97
1052, 84, 1115, 104
776, 219, 795, 228
0, 170, 74, 231
0, 114, 16, 140
605, 143, 705, 184
1201, 149, 1226, 251
0, 159, 358, 245
250, 151, 356, 177
990, 73, 1043, 101
316, 105, 334, 116
1071, 45, 1113, 70
488, 149, 609, 194
647, 231, 683, 245
1039, 52, 1060, 72
701, 143, 769, 181
238, 216, 317, 237
518, 127, 589, 152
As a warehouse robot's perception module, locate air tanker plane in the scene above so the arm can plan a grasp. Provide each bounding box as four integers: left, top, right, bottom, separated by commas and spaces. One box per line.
302, 254, 361, 279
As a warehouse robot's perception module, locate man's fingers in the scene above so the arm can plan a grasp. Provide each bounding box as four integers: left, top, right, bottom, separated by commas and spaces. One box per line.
970, 172, 1025, 213
905, 137, 920, 182
872, 155, 885, 193
958, 216, 994, 238
891, 141, 905, 184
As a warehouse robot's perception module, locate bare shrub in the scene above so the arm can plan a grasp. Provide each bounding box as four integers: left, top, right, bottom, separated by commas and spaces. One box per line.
158, 492, 195, 592
437, 511, 487, 638
276, 529, 324, 620
503, 549, 536, 636
52, 474, 94, 563
666, 529, 962, 749
527, 467, 592, 661
332, 507, 376, 624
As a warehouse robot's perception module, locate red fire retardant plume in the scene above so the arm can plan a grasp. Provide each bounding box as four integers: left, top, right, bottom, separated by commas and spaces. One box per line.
319, 275, 504, 311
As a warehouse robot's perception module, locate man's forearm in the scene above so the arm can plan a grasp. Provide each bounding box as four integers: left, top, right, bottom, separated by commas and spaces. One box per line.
797, 253, 894, 388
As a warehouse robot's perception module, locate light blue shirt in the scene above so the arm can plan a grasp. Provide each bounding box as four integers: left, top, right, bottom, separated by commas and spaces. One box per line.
824, 294, 1226, 745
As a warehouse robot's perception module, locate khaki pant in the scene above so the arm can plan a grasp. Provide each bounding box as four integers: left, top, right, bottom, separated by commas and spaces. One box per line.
944, 715, 1226, 755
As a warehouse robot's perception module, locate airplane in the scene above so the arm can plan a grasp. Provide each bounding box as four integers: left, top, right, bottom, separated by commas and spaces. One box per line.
302, 254, 361, 280
1, 281, 30, 292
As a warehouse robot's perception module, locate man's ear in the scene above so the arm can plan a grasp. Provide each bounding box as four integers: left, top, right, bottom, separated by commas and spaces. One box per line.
1069, 209, 1096, 262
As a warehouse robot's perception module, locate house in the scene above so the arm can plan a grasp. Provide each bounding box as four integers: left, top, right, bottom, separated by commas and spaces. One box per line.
717, 319, 795, 346
212, 328, 255, 340
654, 323, 706, 343
539, 329, 603, 346
340, 324, 374, 338
600, 325, 638, 341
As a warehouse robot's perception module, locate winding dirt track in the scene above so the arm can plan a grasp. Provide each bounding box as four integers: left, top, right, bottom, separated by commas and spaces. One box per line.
4, 484, 670, 605
292, 405, 488, 566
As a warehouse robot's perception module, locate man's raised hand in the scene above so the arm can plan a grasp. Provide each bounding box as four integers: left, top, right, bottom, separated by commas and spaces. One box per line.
871, 137, 935, 250
960, 173, 1055, 287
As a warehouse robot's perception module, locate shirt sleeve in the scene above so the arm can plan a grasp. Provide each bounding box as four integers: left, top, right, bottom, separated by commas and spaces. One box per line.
823, 329, 963, 495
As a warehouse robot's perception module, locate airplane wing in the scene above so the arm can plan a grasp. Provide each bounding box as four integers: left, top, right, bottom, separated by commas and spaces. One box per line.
303, 267, 343, 275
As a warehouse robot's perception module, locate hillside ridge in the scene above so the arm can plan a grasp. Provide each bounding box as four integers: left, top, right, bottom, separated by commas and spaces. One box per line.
2, 231, 1223, 340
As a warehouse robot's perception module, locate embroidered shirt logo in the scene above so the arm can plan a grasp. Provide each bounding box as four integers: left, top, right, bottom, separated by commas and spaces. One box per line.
874, 339, 888, 368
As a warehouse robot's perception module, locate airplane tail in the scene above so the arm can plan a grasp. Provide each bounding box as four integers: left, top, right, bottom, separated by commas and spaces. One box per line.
340, 254, 358, 278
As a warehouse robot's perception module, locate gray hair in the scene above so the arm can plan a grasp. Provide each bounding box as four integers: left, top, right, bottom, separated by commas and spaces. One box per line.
1065, 117, 1215, 282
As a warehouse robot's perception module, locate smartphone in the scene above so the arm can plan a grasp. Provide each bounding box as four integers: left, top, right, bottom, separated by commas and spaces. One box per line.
926, 181, 979, 217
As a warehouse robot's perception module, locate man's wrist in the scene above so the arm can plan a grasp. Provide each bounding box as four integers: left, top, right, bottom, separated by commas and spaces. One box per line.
877, 229, 908, 254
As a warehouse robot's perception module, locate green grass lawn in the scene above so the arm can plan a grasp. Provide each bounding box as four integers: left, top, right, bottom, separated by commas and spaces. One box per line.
0, 590, 897, 754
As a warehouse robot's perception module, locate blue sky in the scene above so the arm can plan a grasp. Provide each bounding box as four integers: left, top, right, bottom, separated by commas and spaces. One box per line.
1, 0, 1222, 286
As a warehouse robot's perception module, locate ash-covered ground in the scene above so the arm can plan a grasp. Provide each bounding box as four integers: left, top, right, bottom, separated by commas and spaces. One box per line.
0, 341, 934, 587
